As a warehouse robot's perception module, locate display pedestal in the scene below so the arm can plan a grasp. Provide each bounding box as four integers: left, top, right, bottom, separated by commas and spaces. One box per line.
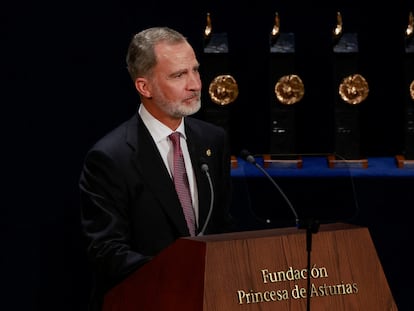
263, 154, 302, 168
327, 154, 368, 168
395, 154, 414, 168
230, 155, 238, 169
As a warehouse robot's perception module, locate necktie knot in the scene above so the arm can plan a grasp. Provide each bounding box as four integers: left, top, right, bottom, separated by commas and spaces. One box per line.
169, 132, 181, 152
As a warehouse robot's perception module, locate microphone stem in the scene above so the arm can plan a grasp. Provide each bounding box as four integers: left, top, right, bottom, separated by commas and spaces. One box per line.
241, 151, 318, 311
253, 163, 299, 224
198, 170, 214, 236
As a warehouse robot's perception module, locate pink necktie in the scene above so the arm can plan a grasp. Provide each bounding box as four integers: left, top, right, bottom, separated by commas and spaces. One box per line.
169, 132, 196, 236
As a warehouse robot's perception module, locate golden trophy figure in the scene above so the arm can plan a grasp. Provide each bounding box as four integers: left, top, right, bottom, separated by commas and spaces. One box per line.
396, 11, 414, 168
201, 13, 239, 168
201, 13, 238, 132
329, 11, 369, 168
265, 12, 304, 168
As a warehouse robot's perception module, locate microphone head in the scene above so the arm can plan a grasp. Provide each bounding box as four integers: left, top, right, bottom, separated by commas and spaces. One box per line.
199, 157, 209, 172
201, 163, 209, 172
240, 149, 256, 164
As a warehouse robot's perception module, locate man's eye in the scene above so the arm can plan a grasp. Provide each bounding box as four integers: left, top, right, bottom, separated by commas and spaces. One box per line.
173, 72, 185, 78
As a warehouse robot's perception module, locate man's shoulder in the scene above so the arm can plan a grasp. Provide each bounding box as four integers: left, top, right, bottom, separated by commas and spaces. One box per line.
185, 116, 225, 133
91, 115, 138, 152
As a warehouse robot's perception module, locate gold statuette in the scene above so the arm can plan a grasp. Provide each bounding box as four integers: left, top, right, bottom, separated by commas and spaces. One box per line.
410, 80, 414, 101
204, 12, 212, 40
274, 74, 305, 105
338, 74, 369, 105
270, 12, 280, 44
208, 75, 239, 105
333, 11, 343, 40
406, 11, 413, 39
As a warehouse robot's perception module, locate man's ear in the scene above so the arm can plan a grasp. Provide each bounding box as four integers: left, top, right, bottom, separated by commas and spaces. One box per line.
135, 77, 152, 98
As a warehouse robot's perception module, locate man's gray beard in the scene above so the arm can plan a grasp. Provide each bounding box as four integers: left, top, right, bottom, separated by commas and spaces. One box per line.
161, 99, 201, 118
179, 99, 201, 116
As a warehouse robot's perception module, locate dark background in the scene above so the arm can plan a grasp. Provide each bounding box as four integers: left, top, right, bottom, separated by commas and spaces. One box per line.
3, 1, 414, 310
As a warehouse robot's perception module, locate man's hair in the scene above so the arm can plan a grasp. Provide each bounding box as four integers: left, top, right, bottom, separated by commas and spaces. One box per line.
126, 27, 187, 81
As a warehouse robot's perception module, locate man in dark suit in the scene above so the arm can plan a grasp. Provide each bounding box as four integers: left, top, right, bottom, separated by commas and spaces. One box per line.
79, 27, 235, 311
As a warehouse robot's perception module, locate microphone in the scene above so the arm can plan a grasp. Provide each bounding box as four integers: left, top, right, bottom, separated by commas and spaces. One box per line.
240, 150, 319, 311
197, 158, 215, 236
239, 149, 300, 227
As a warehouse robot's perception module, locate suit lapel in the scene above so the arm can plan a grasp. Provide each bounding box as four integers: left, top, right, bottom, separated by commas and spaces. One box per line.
126, 115, 190, 236
185, 121, 211, 233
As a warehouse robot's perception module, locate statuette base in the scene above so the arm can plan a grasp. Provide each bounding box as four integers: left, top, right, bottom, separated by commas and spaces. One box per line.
263, 154, 303, 169
231, 155, 238, 169
395, 155, 414, 168
327, 155, 368, 169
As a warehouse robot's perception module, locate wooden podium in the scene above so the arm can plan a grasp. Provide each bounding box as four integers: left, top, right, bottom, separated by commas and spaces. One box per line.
103, 223, 397, 310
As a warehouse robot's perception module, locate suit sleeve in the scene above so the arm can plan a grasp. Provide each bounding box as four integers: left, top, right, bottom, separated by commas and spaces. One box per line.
79, 148, 151, 292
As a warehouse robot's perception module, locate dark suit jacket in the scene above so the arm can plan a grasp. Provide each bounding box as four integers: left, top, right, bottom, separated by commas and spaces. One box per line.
79, 111, 234, 310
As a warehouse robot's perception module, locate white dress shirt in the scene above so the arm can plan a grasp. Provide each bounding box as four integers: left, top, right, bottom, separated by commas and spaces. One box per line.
138, 104, 199, 226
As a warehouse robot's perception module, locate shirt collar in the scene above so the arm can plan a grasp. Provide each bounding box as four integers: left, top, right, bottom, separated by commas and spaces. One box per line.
138, 104, 187, 142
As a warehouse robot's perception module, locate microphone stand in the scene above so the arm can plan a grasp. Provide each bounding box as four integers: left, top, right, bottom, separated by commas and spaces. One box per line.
240, 150, 320, 311
197, 161, 214, 236
297, 218, 320, 311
